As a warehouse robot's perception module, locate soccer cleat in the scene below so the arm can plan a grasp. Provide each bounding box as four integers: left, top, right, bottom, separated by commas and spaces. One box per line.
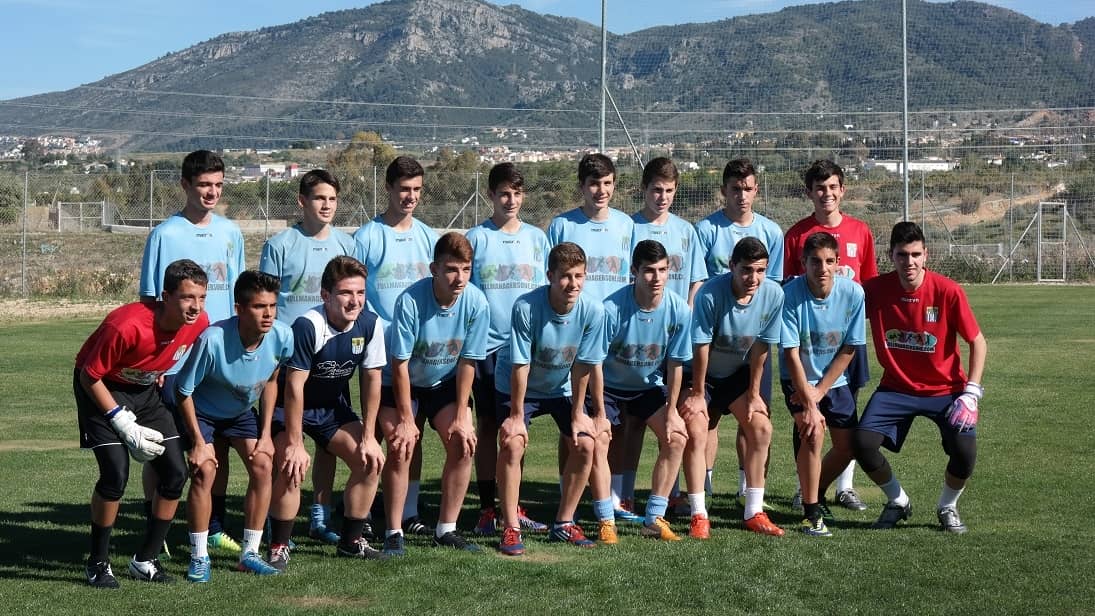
160, 539, 172, 561
337, 537, 390, 560
800, 517, 833, 538
207, 531, 242, 554
517, 506, 548, 532
689, 514, 711, 540
640, 517, 681, 541
186, 555, 211, 583
268, 543, 291, 572
498, 527, 525, 556
382, 533, 406, 557
743, 512, 785, 537
613, 499, 644, 523
309, 524, 341, 545
818, 501, 836, 524
871, 501, 912, 529
85, 559, 120, 589
362, 518, 376, 542
433, 530, 481, 552
236, 551, 280, 576
128, 557, 175, 583
548, 523, 596, 548
402, 516, 434, 536
474, 508, 498, 536
790, 487, 803, 510
937, 506, 968, 534
598, 520, 619, 544
837, 488, 869, 511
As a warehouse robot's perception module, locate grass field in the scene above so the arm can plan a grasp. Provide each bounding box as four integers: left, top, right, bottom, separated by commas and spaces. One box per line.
1, 285, 1093, 615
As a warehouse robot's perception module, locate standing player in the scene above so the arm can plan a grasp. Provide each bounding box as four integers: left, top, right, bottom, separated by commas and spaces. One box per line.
494, 242, 610, 555
175, 271, 293, 582
856, 222, 987, 533
354, 156, 439, 536
140, 149, 246, 554
267, 256, 388, 566
779, 232, 866, 536
379, 232, 488, 555
260, 169, 357, 544
76, 259, 209, 588
783, 159, 877, 511
684, 237, 785, 536
465, 163, 551, 536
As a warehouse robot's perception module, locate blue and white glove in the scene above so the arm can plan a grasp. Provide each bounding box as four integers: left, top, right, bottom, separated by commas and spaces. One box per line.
107, 406, 165, 462
946, 382, 982, 433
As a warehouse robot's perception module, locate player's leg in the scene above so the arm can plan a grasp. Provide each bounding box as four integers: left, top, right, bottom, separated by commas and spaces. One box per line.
934, 399, 977, 533
835, 344, 871, 510
549, 402, 597, 548
229, 411, 278, 575
682, 382, 712, 539
430, 401, 478, 551
590, 398, 617, 544
729, 390, 781, 536
472, 355, 500, 535
378, 402, 411, 556
639, 400, 685, 541
207, 436, 240, 553
185, 415, 219, 582
324, 420, 387, 559
308, 448, 340, 543
613, 412, 645, 522
495, 393, 530, 555
402, 413, 432, 536
854, 391, 914, 529
88, 444, 128, 588
791, 410, 828, 537
267, 427, 301, 570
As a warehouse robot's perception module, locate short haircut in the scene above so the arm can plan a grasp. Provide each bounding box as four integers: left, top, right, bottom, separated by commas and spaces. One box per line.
299, 168, 340, 197
385, 155, 424, 187
234, 270, 281, 305
181, 150, 225, 183
803, 231, 839, 257
578, 153, 615, 185
721, 158, 757, 186
889, 221, 926, 252
641, 157, 679, 188
632, 239, 668, 270
548, 242, 587, 273
321, 255, 368, 292
488, 162, 524, 192
803, 159, 845, 190
434, 231, 474, 263
163, 259, 208, 294
730, 236, 769, 265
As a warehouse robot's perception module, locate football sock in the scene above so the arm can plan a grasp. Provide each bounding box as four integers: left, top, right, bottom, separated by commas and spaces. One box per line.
621, 471, 637, 502
938, 483, 964, 510
403, 481, 420, 519
270, 518, 294, 546
835, 462, 856, 493
142, 500, 153, 523
610, 474, 623, 508
435, 522, 456, 538
137, 517, 172, 562
189, 530, 209, 559
477, 479, 496, 511
593, 498, 614, 522
385, 529, 403, 538
879, 477, 909, 506
209, 495, 226, 535
687, 492, 707, 517
744, 487, 765, 519
310, 503, 330, 529
90, 522, 113, 562
241, 528, 262, 555
736, 469, 746, 496
804, 502, 822, 522
340, 517, 366, 546
645, 494, 669, 526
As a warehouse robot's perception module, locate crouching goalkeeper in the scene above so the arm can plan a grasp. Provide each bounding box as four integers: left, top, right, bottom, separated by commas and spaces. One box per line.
74, 259, 210, 588
856, 222, 988, 534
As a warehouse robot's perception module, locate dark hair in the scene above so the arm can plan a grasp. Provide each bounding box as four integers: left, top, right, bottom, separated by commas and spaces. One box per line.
434, 231, 474, 263
163, 259, 208, 293
889, 221, 926, 252
721, 158, 757, 186
803, 159, 844, 190
632, 239, 668, 270
641, 157, 679, 188
803, 231, 839, 257
181, 150, 225, 183
548, 242, 587, 273
578, 153, 615, 185
385, 155, 424, 186
730, 236, 769, 265
321, 255, 367, 292
488, 162, 524, 192
234, 270, 281, 305
299, 169, 340, 197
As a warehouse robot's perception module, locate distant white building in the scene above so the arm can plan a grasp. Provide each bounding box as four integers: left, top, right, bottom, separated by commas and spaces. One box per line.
863, 158, 958, 173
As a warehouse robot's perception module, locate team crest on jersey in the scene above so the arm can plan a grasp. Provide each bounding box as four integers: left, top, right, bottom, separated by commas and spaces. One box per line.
173, 344, 189, 361
846, 243, 858, 258
925, 307, 939, 323
351, 337, 365, 354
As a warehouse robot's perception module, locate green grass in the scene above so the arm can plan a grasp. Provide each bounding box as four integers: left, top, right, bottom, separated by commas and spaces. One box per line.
1, 285, 1093, 614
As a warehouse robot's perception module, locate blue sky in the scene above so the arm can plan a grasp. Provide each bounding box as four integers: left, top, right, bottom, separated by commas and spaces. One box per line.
0, 0, 1090, 100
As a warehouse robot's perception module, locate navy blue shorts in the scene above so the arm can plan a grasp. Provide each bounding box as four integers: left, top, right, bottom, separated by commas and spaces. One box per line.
604, 386, 667, 423
381, 376, 458, 430
780, 380, 859, 430
176, 407, 261, 450
272, 403, 359, 451
699, 359, 772, 429
858, 388, 969, 453
846, 344, 870, 393
472, 352, 498, 420
494, 392, 593, 437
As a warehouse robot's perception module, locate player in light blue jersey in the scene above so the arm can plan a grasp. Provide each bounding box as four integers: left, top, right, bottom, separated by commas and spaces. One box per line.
174, 271, 293, 581
779, 232, 866, 537
465, 163, 551, 536
494, 242, 610, 555
602, 240, 699, 541
379, 233, 488, 555
260, 169, 357, 546
353, 156, 439, 536
683, 237, 785, 537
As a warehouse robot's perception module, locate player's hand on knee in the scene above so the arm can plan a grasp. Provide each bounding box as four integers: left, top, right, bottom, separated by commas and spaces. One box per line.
796, 408, 826, 440
446, 417, 477, 459
570, 414, 596, 446
679, 392, 708, 422
188, 442, 218, 477
947, 382, 982, 432
278, 441, 310, 487
108, 406, 165, 462
499, 417, 528, 450
665, 412, 688, 446
387, 422, 419, 462
357, 438, 385, 475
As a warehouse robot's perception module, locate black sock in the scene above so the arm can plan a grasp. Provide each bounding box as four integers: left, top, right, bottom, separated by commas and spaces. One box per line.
136, 517, 171, 562
209, 495, 226, 534
804, 502, 822, 522
142, 500, 153, 523
270, 518, 295, 547
477, 480, 496, 511
90, 523, 113, 563
340, 517, 367, 547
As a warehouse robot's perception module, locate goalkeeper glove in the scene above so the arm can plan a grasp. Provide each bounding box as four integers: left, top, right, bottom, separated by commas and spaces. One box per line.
946, 382, 983, 433
107, 406, 165, 462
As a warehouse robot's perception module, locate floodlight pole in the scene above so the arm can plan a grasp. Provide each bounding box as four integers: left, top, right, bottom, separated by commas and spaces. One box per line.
600, 0, 607, 152
902, 0, 910, 221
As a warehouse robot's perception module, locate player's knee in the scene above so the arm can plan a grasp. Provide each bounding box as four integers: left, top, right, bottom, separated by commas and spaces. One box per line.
95, 472, 128, 502
945, 435, 977, 479
156, 462, 187, 501
569, 435, 595, 459
248, 455, 273, 480
852, 430, 886, 473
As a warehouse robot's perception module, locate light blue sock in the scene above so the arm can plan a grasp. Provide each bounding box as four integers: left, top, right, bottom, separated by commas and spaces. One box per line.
645, 495, 669, 526
593, 498, 614, 522
310, 503, 329, 528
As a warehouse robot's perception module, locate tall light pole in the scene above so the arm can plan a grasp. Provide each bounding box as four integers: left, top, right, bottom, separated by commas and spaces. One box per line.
600, 0, 607, 152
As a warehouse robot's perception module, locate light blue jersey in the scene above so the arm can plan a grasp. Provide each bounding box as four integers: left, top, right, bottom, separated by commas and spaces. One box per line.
353, 217, 439, 325
779, 276, 866, 387
389, 277, 490, 388
603, 286, 692, 391
466, 220, 550, 353
140, 212, 245, 322
694, 210, 784, 282
692, 275, 784, 378
547, 207, 634, 302
175, 317, 294, 420
631, 211, 707, 301
259, 225, 356, 325
496, 286, 607, 399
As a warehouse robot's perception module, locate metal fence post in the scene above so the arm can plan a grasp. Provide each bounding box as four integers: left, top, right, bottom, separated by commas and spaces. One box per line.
21, 171, 28, 298
373, 165, 378, 218
149, 169, 154, 229
265, 175, 271, 239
